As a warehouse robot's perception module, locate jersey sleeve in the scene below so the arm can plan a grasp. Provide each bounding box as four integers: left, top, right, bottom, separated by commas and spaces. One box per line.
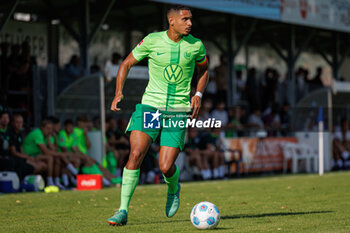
72, 133, 78, 147
57, 132, 66, 148
132, 35, 151, 61
34, 132, 45, 146
195, 41, 207, 65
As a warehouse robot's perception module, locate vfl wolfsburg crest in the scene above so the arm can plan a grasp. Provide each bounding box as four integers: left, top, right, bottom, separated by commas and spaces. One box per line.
184, 51, 191, 60
163, 64, 183, 83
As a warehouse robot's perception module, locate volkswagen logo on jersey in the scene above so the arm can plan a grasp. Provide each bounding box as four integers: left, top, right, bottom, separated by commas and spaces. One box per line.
163, 64, 183, 83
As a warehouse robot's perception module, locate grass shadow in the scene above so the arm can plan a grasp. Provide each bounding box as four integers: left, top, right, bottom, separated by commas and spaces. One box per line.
221, 210, 334, 220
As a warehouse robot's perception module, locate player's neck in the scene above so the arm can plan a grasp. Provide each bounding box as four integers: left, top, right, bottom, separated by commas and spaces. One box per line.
167, 29, 183, 43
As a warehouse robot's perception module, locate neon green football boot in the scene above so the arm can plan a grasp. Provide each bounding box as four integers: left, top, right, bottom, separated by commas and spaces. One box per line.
165, 183, 181, 217
107, 209, 127, 226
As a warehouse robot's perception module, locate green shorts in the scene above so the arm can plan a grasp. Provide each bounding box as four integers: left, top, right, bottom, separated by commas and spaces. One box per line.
125, 104, 189, 151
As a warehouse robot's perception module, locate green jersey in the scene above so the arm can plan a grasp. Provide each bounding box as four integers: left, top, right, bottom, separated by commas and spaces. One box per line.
23, 128, 46, 157
132, 31, 206, 112
58, 130, 78, 152
74, 127, 88, 154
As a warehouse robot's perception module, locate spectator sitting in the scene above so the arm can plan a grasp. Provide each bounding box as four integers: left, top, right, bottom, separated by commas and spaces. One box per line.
9, 114, 55, 186
74, 115, 119, 185
0, 112, 38, 180
104, 53, 122, 82
263, 103, 281, 136
226, 106, 244, 137
64, 55, 83, 80
198, 98, 213, 122
92, 116, 101, 131
247, 107, 264, 136
332, 117, 350, 169
22, 118, 79, 189
197, 129, 225, 179
106, 116, 129, 179
0, 111, 12, 158
279, 102, 291, 136
211, 101, 229, 126
184, 128, 210, 180
308, 66, 324, 92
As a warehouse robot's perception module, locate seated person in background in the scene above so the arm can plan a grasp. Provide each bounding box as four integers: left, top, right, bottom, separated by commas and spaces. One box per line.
106, 117, 130, 179
104, 53, 122, 83
198, 129, 225, 179
185, 128, 210, 180
227, 106, 244, 138
104, 132, 119, 177
140, 143, 160, 184
64, 55, 83, 80
22, 119, 79, 189
9, 114, 54, 186
211, 101, 229, 126
46, 116, 82, 188
74, 115, 120, 185
332, 117, 350, 169
0, 112, 36, 181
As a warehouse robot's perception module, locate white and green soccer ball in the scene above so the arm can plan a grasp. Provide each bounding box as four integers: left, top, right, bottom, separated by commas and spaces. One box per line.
190, 201, 220, 230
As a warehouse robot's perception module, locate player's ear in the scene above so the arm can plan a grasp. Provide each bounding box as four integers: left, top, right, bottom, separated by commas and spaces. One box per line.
168, 16, 175, 26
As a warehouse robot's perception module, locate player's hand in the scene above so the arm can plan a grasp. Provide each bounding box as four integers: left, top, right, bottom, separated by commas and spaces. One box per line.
191, 95, 201, 119
110, 94, 124, 112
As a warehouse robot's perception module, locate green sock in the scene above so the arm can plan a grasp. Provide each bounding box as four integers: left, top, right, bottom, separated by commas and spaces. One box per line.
163, 166, 180, 194
81, 164, 103, 175
119, 167, 140, 213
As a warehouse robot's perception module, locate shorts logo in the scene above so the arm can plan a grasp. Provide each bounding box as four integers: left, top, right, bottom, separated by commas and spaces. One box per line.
143, 110, 161, 129
163, 64, 183, 83
184, 51, 191, 60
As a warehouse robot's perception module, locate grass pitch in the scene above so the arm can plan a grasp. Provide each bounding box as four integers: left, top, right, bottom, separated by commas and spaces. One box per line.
1, 172, 350, 233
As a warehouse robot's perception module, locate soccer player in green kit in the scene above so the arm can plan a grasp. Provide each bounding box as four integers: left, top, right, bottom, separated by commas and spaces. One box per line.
107, 5, 209, 226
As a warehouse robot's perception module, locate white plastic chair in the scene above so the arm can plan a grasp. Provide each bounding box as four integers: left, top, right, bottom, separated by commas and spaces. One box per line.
281, 142, 310, 173
299, 143, 318, 173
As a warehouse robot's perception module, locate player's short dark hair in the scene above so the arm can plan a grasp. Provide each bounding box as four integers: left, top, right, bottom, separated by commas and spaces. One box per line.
167, 5, 191, 16
64, 119, 74, 126
41, 119, 53, 127
12, 113, 23, 121
0, 111, 9, 118
45, 116, 60, 124
76, 115, 89, 123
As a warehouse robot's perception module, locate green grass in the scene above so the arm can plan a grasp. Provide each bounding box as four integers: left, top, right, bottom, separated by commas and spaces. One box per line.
1, 172, 350, 232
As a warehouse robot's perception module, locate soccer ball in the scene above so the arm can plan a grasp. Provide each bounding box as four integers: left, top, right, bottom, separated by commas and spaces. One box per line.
190, 201, 220, 230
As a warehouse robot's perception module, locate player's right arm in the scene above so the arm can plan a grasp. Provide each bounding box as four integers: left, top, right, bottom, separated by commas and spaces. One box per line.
111, 35, 151, 112
110, 53, 139, 112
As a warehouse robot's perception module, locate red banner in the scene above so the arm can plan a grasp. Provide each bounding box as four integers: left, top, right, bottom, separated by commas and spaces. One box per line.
226, 137, 298, 173
77, 175, 103, 190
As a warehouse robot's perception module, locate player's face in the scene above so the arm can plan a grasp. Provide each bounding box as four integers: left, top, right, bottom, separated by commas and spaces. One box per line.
13, 116, 23, 131
54, 122, 61, 133
173, 10, 192, 36
65, 124, 74, 134
42, 123, 53, 137
0, 113, 9, 126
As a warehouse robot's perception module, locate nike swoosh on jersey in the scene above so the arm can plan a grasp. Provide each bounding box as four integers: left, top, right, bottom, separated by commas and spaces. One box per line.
157, 52, 165, 55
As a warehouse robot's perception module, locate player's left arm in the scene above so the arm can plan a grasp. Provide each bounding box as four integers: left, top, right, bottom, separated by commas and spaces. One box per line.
191, 56, 209, 119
